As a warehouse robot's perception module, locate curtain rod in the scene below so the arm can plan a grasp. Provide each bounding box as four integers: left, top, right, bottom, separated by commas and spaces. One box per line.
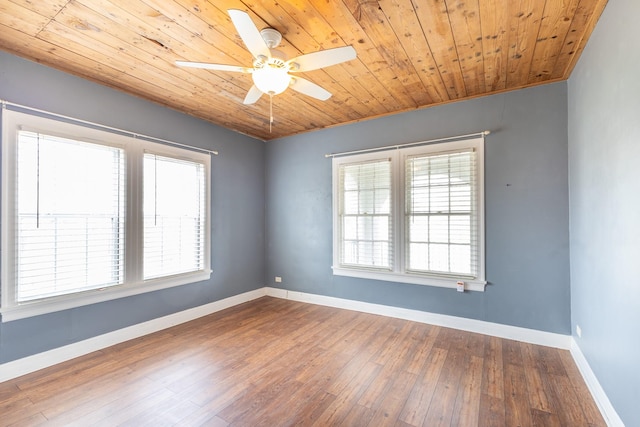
1, 99, 219, 156
324, 130, 490, 158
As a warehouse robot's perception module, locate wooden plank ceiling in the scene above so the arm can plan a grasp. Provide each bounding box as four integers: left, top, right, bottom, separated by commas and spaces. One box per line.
0, 0, 608, 141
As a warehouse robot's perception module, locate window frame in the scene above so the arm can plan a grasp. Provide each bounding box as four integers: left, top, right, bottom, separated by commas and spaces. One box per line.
142, 151, 208, 281
332, 137, 486, 291
1, 109, 212, 322
336, 156, 394, 271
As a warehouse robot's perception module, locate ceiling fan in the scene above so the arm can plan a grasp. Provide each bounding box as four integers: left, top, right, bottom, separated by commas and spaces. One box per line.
175, 9, 357, 107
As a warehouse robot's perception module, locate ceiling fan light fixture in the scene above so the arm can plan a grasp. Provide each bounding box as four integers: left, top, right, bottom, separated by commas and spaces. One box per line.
177, 9, 357, 116
252, 65, 291, 95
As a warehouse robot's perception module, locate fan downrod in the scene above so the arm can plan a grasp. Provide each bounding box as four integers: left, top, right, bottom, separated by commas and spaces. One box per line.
260, 28, 282, 48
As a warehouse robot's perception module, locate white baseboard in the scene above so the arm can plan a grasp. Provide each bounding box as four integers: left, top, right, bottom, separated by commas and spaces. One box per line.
1, 285, 621, 427
570, 338, 624, 427
267, 287, 624, 426
0, 288, 267, 383
265, 287, 571, 349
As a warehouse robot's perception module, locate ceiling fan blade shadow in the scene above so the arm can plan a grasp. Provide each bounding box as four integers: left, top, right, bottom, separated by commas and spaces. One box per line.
228, 9, 271, 60
290, 77, 332, 101
175, 61, 251, 73
287, 46, 356, 72
243, 85, 263, 104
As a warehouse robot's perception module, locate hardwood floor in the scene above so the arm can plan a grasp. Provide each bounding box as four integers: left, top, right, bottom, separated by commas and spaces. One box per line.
0, 297, 605, 426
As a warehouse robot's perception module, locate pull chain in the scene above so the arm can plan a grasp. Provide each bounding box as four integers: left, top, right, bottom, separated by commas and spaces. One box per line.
269, 93, 274, 133
154, 155, 158, 226
36, 133, 41, 229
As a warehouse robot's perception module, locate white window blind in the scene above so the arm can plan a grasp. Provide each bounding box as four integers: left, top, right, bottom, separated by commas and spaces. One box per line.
332, 137, 485, 291
15, 131, 125, 302
2, 109, 212, 321
405, 149, 477, 278
143, 153, 206, 279
338, 158, 393, 269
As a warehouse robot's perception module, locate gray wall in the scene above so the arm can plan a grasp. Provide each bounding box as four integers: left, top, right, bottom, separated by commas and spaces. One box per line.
568, 0, 640, 425
3, 4, 634, 421
266, 82, 571, 334
0, 52, 266, 363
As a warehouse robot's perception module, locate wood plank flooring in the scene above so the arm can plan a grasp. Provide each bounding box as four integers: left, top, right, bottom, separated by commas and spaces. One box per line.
0, 297, 605, 426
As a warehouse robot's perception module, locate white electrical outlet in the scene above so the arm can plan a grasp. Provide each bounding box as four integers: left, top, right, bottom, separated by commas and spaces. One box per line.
576, 324, 582, 338
275, 276, 282, 283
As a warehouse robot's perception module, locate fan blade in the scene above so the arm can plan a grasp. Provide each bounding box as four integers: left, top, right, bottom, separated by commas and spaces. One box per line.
290, 77, 332, 101
243, 85, 263, 104
287, 46, 356, 72
228, 9, 271, 60
175, 61, 251, 73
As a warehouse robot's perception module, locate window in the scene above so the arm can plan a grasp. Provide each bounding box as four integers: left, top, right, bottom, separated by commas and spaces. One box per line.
338, 158, 392, 269
332, 137, 485, 291
2, 110, 211, 321
13, 131, 125, 302
143, 153, 206, 280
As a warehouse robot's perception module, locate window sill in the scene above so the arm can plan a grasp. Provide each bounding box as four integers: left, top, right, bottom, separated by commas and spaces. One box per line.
332, 267, 486, 292
0, 270, 212, 322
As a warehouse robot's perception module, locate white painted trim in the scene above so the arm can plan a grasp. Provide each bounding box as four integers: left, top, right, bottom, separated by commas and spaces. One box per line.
266, 288, 625, 425
570, 338, 625, 427
1, 285, 620, 427
264, 287, 571, 349
331, 137, 486, 292
332, 267, 486, 291
0, 270, 212, 322
1, 109, 213, 323
0, 288, 266, 383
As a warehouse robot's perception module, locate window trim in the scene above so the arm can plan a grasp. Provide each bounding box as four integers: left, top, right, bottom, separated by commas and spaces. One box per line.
1, 110, 212, 322
336, 156, 394, 271
332, 137, 486, 291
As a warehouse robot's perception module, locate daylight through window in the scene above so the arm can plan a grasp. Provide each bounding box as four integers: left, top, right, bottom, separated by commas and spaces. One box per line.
1, 109, 212, 321
332, 137, 485, 291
